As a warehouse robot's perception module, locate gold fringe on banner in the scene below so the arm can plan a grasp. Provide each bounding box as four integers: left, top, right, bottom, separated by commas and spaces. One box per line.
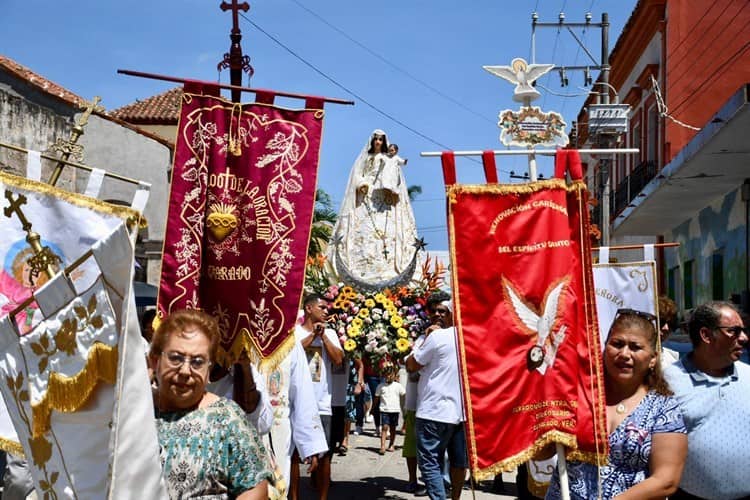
471, 431, 578, 481
216, 328, 296, 374
182, 91, 329, 115
568, 448, 609, 465
576, 189, 609, 467
0, 436, 25, 457
31, 343, 118, 438
0, 171, 148, 229
447, 179, 587, 202
448, 205, 482, 475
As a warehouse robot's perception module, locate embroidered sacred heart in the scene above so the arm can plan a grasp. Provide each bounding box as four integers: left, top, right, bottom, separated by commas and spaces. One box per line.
207, 203, 239, 242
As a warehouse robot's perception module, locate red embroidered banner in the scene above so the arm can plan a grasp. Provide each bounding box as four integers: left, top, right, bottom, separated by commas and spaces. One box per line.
447, 175, 607, 478
157, 85, 324, 366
